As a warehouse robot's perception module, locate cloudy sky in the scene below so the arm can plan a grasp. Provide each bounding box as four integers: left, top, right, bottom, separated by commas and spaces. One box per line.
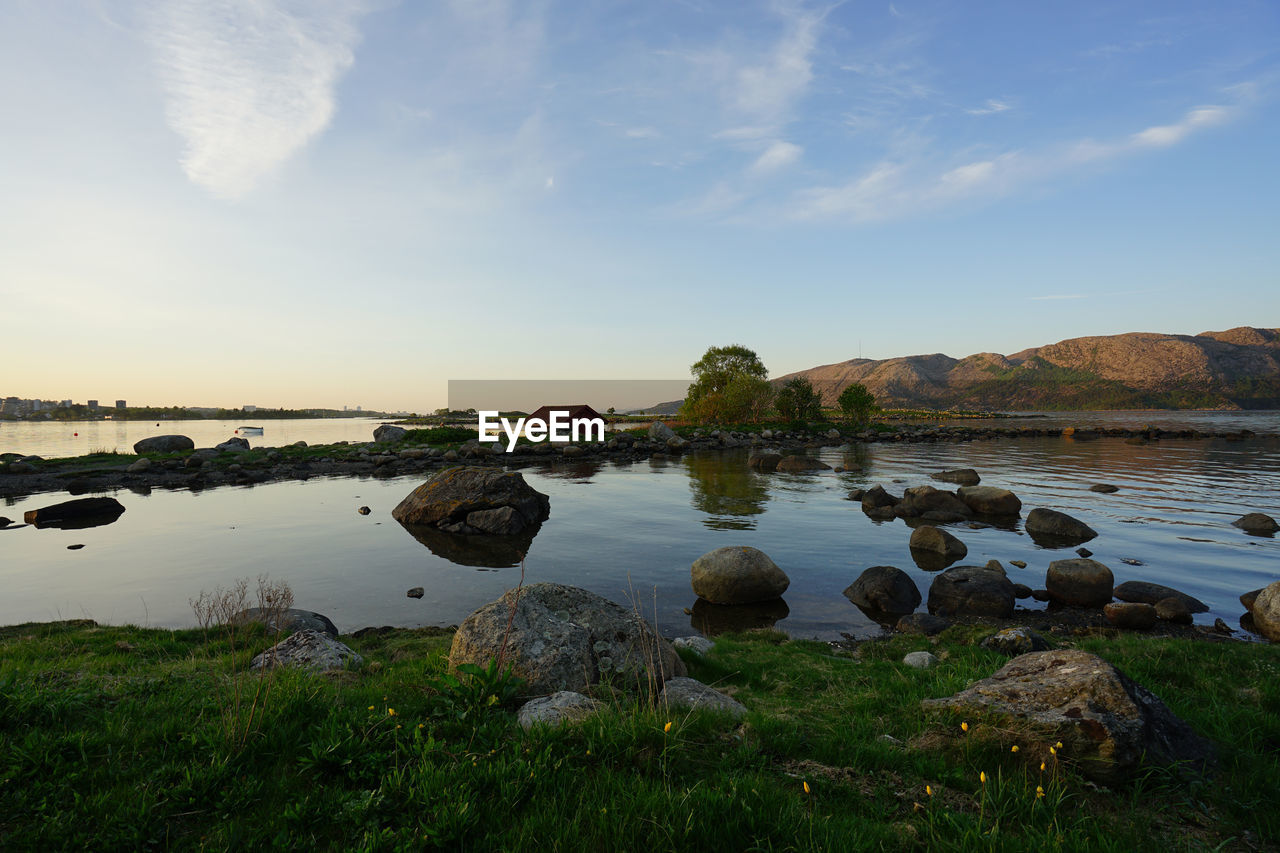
2, 0, 1276, 411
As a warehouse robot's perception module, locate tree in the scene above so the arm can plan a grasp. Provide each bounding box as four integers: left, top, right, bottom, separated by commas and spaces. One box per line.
681, 345, 771, 423
775, 377, 823, 423
837, 383, 877, 425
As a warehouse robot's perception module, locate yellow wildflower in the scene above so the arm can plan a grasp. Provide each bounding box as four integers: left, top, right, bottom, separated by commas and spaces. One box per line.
664, 721, 673, 733
925, 785, 933, 797
961, 721, 969, 732
1049, 746, 1056, 755
979, 771, 987, 784
803, 781, 811, 795
388, 708, 397, 716
1011, 745, 1019, 753
1040, 762, 1046, 772
367, 705, 374, 711
1036, 786, 1045, 799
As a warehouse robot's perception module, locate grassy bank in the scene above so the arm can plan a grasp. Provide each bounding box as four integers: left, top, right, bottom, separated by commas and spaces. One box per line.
2, 621, 1277, 850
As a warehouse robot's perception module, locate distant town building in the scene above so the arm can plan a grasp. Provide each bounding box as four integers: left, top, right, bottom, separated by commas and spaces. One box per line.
87, 400, 99, 409
115, 400, 126, 409
243, 405, 258, 412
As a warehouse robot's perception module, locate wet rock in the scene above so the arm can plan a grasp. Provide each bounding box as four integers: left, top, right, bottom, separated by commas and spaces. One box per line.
127, 458, 151, 473
374, 424, 408, 443
23, 497, 125, 529
407, 587, 424, 599
1089, 484, 1120, 493
1025, 508, 1098, 546
249, 629, 362, 672
1031, 588, 1051, 602
391, 466, 550, 535
1232, 513, 1278, 535
903, 651, 939, 669
923, 650, 1215, 784
133, 435, 195, 454
981, 626, 1049, 655
846, 488, 866, 501
1076, 547, 1093, 558
1011, 583, 1033, 599
1104, 602, 1157, 630
357, 505, 371, 515
956, 486, 1022, 516
775, 455, 831, 472
1241, 588, 1262, 614
1010, 560, 1027, 569
1046, 558, 1114, 607
927, 565, 1015, 618
233, 608, 339, 639
861, 485, 900, 513
909, 525, 968, 560
215, 437, 250, 452
899, 485, 972, 518
932, 468, 980, 486
1112, 581, 1207, 613
843, 566, 922, 617
896, 613, 952, 635
691, 546, 790, 605
1154, 598, 1194, 625
449, 583, 685, 696
517, 691, 603, 729
659, 677, 747, 719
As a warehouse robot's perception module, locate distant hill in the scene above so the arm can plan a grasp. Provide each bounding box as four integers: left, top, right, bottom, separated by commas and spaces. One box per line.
775, 327, 1280, 411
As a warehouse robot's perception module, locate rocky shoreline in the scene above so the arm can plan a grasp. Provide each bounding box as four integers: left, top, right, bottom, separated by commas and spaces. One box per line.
0, 421, 1267, 500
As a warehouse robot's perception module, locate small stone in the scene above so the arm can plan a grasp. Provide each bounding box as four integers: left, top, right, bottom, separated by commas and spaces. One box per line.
517, 692, 602, 729
981, 626, 1049, 655
407, 587, 424, 599
1010, 560, 1027, 569
1089, 484, 1120, 493
672, 636, 714, 655
358, 506, 371, 515
67, 544, 85, 551
1103, 602, 1157, 630
903, 651, 939, 669
1076, 547, 1093, 558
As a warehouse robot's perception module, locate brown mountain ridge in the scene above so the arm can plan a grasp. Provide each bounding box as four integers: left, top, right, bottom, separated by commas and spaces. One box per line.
775, 327, 1280, 411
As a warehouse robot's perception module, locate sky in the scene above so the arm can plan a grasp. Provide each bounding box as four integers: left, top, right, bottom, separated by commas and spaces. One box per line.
2, 0, 1277, 412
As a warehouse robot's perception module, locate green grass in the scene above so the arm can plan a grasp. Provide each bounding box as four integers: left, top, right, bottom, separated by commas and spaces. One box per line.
1, 621, 1277, 850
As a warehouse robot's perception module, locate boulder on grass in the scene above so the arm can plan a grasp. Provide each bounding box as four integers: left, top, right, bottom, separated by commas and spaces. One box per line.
374, 424, 408, 443
232, 608, 339, 639
392, 466, 550, 535
249, 629, 362, 672
133, 435, 195, 454
1250, 581, 1280, 641
517, 692, 603, 729
659, 677, 747, 719
981, 627, 1049, 655
923, 650, 1215, 784
449, 583, 685, 696
691, 546, 790, 605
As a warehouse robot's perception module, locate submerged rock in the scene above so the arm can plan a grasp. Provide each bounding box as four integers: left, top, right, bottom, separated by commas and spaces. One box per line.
931, 468, 980, 486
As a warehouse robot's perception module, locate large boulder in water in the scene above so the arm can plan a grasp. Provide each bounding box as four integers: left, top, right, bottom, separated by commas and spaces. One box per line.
899, 486, 972, 518
956, 486, 1022, 516
1232, 513, 1278, 535
843, 566, 921, 617
1025, 507, 1098, 546
923, 650, 1216, 784
133, 435, 195, 454
927, 565, 1014, 618
932, 468, 980, 486
1046, 558, 1114, 607
23, 497, 125, 529
909, 525, 968, 560
449, 583, 686, 696
691, 546, 790, 605
392, 466, 550, 535
1112, 581, 1207, 614
1250, 581, 1280, 642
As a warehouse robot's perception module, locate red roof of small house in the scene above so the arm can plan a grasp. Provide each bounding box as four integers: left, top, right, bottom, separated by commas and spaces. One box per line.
527, 404, 604, 422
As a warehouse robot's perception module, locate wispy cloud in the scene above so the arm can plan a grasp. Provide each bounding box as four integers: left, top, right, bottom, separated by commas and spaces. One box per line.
966, 98, 1011, 116
750, 140, 803, 174
1027, 294, 1087, 301
783, 94, 1250, 223
150, 0, 368, 199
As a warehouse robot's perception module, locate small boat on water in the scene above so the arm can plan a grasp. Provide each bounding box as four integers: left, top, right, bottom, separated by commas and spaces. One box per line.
237, 426, 264, 435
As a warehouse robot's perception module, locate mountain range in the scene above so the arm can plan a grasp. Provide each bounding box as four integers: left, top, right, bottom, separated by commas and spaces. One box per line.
774, 327, 1280, 411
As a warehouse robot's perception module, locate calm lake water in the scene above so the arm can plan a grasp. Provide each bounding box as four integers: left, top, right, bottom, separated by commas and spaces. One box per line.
0, 418, 391, 460
3, 415, 1278, 640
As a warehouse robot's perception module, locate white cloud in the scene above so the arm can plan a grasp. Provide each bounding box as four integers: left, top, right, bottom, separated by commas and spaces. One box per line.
1028, 294, 1087, 301
750, 140, 803, 174
966, 98, 1011, 116
149, 0, 367, 199
625, 126, 660, 139
732, 6, 821, 122
1131, 106, 1229, 148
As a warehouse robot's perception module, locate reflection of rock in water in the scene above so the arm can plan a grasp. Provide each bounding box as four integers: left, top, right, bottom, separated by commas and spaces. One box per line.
684, 452, 768, 530
850, 603, 905, 628
910, 549, 960, 572
690, 597, 789, 635
398, 522, 540, 568
532, 460, 605, 481
23, 497, 126, 530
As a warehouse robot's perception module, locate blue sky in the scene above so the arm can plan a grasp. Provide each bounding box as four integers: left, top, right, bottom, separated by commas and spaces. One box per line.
2, 0, 1277, 411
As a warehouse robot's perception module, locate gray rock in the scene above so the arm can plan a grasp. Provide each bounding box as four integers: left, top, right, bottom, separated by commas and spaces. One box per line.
648, 421, 677, 443
1089, 484, 1120, 493
1011, 583, 1033, 599
843, 566, 922, 617
1025, 508, 1098, 545
672, 636, 715, 655
981, 627, 1049, 655
1104, 602, 1157, 630
927, 565, 1015, 618
374, 424, 408, 443
466, 505, 528, 535
1250, 581, 1280, 641
747, 450, 782, 472
896, 613, 952, 635
391, 467, 550, 535
132, 435, 195, 454
899, 486, 972, 518
1112, 581, 1208, 613
932, 468, 980, 486
659, 677, 747, 719
1232, 513, 1279, 535
215, 437, 251, 452
249, 629, 362, 672
449, 583, 685, 696
909, 525, 968, 560
956, 486, 1022, 516
517, 691, 603, 729
232, 607, 339, 639
127, 458, 151, 473
691, 546, 790, 605
1046, 558, 1114, 607
861, 484, 899, 511
903, 651, 939, 669
1076, 547, 1093, 558
1154, 597, 1193, 625
665, 436, 689, 452
407, 587, 424, 599
923, 650, 1215, 784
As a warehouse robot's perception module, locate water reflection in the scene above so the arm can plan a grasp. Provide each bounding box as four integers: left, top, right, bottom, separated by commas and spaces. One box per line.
684, 451, 769, 530
397, 522, 540, 568
690, 597, 789, 635
531, 459, 606, 481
